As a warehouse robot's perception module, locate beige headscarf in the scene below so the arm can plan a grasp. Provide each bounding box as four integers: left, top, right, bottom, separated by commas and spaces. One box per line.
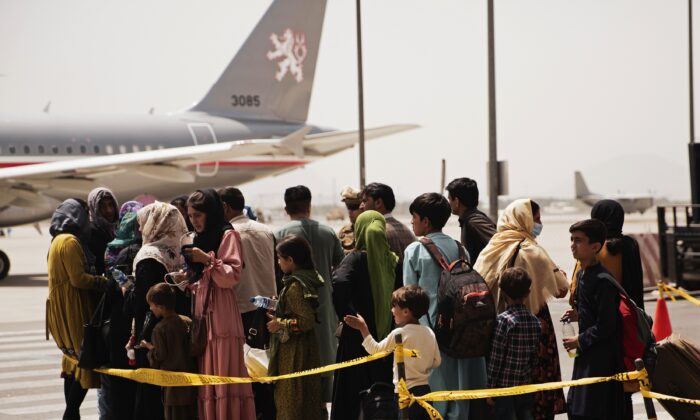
133, 201, 188, 273
473, 198, 568, 313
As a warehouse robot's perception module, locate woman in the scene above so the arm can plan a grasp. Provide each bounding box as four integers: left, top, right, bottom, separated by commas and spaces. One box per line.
474, 199, 569, 420
126, 201, 187, 420
104, 200, 143, 272
331, 210, 398, 420
87, 187, 119, 276
185, 189, 255, 420
46, 198, 109, 420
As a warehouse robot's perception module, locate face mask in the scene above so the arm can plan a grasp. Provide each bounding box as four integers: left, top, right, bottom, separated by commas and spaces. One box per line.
532, 222, 543, 237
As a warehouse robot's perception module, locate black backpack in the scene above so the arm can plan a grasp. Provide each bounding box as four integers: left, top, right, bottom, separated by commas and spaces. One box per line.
420, 238, 496, 358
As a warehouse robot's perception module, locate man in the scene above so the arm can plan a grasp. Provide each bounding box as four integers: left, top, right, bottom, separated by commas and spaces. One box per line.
337, 186, 363, 254
274, 185, 345, 410
445, 177, 496, 261
360, 182, 415, 263
218, 186, 277, 420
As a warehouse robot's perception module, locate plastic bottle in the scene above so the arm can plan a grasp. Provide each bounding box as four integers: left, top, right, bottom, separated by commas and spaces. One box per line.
127, 335, 137, 366
249, 295, 277, 311
562, 321, 577, 358
111, 269, 128, 285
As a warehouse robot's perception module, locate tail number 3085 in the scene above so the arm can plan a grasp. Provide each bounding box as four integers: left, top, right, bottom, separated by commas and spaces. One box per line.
231, 95, 261, 107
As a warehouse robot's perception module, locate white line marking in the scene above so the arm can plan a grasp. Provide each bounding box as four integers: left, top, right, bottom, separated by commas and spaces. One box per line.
0, 368, 57, 379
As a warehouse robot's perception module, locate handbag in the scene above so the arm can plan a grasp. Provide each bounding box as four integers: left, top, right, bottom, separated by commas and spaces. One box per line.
78, 292, 110, 369
190, 283, 213, 357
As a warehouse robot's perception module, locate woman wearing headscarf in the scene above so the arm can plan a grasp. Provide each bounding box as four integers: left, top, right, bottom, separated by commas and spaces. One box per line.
125, 201, 187, 420
474, 199, 569, 420
87, 187, 119, 275
46, 199, 110, 420
185, 189, 255, 420
104, 200, 143, 272
330, 210, 398, 420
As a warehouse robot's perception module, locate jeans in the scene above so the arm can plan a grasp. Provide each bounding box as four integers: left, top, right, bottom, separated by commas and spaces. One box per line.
493, 393, 534, 420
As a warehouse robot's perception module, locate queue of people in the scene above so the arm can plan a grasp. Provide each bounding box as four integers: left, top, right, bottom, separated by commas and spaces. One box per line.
45, 178, 647, 420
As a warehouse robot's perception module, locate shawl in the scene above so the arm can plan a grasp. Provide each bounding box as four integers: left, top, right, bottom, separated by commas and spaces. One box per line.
87, 187, 119, 241
133, 202, 187, 273
104, 201, 143, 269
49, 198, 93, 271
353, 210, 398, 339
192, 189, 233, 254
473, 198, 568, 312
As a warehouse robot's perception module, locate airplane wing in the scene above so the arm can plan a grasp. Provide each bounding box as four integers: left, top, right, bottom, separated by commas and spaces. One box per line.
303, 124, 418, 156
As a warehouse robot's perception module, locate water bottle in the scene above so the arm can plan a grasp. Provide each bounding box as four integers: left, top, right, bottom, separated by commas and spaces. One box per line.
562, 321, 577, 358
250, 295, 277, 311
111, 269, 128, 285
127, 335, 137, 366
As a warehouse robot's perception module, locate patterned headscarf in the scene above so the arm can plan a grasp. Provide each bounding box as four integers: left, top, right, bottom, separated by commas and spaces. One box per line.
133, 202, 187, 273
104, 201, 144, 269
49, 198, 93, 271
87, 187, 119, 241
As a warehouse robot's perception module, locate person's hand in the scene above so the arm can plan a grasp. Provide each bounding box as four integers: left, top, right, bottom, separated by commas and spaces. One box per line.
563, 336, 579, 352
560, 309, 578, 323
139, 340, 153, 350
266, 312, 282, 333
185, 247, 211, 264
343, 314, 370, 338
486, 398, 495, 407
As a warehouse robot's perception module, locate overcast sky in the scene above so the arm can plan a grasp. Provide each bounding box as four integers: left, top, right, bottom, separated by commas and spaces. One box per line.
0, 0, 694, 207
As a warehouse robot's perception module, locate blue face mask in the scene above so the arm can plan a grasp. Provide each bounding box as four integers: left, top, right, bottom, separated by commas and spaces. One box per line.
532, 222, 543, 237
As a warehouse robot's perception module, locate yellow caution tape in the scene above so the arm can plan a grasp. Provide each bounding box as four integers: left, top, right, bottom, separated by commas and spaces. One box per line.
67, 348, 419, 386
641, 389, 700, 407
659, 283, 700, 307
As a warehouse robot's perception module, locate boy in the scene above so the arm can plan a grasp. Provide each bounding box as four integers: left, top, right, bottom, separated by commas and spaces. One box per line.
344, 285, 441, 420
140, 283, 197, 420
402, 192, 487, 420
487, 267, 541, 420
563, 219, 626, 420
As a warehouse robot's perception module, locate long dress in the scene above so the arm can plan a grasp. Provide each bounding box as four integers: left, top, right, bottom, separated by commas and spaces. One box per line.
331, 251, 393, 420
193, 229, 255, 420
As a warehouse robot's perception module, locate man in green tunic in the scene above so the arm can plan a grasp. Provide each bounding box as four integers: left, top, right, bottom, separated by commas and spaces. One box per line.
274, 185, 345, 408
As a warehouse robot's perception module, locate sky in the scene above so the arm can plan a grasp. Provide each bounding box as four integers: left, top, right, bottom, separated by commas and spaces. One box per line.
0, 0, 694, 207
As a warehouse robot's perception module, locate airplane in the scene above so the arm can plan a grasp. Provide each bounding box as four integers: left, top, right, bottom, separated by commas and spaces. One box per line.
0, 0, 417, 279
575, 171, 654, 214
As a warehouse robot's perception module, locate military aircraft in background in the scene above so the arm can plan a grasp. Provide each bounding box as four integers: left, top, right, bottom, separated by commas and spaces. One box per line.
0, 0, 417, 279
575, 171, 654, 214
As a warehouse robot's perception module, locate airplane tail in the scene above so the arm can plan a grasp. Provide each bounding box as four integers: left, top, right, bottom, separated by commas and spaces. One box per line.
575, 171, 591, 198
190, 0, 327, 123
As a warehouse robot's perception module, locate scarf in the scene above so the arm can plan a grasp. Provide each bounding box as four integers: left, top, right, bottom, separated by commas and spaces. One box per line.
88, 187, 119, 241
192, 189, 233, 254
104, 201, 144, 270
133, 201, 187, 273
49, 198, 93, 271
591, 199, 624, 239
474, 198, 568, 313
354, 210, 398, 339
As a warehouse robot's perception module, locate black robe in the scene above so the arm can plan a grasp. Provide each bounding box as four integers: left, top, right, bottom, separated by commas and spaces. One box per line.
330, 251, 393, 420
568, 263, 626, 419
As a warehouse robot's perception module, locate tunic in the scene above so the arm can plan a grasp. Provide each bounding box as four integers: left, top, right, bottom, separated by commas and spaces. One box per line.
274, 219, 345, 402
193, 229, 255, 420
457, 207, 496, 261
46, 234, 103, 389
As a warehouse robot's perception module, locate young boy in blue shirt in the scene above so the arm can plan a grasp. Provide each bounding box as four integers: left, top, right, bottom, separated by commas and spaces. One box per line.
487, 267, 541, 420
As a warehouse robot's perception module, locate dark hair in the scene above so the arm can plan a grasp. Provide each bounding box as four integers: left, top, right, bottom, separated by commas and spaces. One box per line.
408, 193, 451, 229
276, 235, 315, 270
499, 267, 532, 300
284, 185, 312, 214
186, 191, 207, 213
345, 201, 360, 211
218, 187, 245, 211
362, 183, 396, 212
445, 178, 479, 209
391, 285, 430, 319
170, 195, 188, 208
531, 200, 540, 217
146, 282, 175, 310
569, 219, 607, 249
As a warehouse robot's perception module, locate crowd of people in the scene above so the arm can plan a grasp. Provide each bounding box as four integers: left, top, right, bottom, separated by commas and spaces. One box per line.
44, 178, 646, 420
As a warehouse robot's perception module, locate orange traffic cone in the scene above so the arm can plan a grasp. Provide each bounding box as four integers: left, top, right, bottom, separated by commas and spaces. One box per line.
652, 295, 673, 341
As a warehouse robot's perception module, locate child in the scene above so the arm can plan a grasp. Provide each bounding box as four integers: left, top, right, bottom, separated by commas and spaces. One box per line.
563, 219, 626, 419
344, 285, 441, 420
403, 192, 487, 420
140, 283, 197, 420
266, 235, 324, 420
487, 267, 541, 420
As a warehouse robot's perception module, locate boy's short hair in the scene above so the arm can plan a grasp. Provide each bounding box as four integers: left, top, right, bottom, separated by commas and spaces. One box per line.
284, 185, 312, 214
146, 282, 175, 310
569, 219, 607, 248
499, 267, 532, 300
362, 183, 396, 212
445, 178, 479, 209
218, 187, 245, 211
409, 193, 451, 229
391, 285, 430, 319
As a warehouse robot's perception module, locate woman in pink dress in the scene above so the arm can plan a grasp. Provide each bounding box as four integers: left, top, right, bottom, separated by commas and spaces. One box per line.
185, 189, 255, 420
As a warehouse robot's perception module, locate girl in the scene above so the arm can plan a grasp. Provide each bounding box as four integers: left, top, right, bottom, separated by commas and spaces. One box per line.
267, 235, 324, 420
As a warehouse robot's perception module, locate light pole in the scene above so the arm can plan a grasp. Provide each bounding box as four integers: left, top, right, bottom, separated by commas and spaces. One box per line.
356, 0, 367, 189
487, 0, 499, 221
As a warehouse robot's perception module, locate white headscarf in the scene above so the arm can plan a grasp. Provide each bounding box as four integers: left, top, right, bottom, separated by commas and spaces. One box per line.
474, 198, 568, 313
133, 201, 187, 273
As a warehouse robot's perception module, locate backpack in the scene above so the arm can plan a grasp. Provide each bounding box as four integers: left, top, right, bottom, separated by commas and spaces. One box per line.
420, 237, 496, 358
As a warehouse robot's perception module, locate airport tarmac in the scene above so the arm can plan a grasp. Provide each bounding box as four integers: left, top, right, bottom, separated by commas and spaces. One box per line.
0, 210, 692, 419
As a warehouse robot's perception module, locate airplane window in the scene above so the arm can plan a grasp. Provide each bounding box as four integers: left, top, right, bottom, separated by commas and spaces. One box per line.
52, 146, 59, 154
38, 145, 45, 154
106, 145, 114, 154
145, 145, 153, 151
94, 145, 100, 154
23, 145, 30, 154
9, 146, 15, 154
132, 145, 140, 152
80, 145, 87, 154
119, 145, 127, 154
66, 146, 73, 154
158, 145, 165, 150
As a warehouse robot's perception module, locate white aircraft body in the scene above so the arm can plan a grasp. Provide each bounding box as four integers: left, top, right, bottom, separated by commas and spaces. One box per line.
575, 171, 654, 214
0, 0, 416, 278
